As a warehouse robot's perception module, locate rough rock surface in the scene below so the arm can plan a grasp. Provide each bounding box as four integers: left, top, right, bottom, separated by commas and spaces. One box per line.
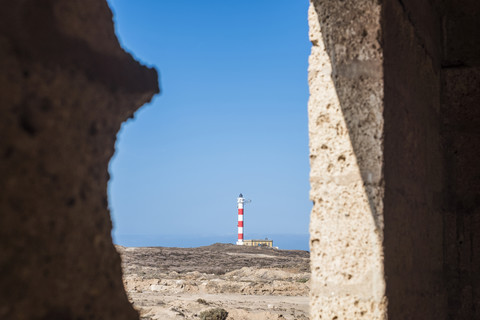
308, 1, 386, 319
383, 1, 480, 318
117, 244, 310, 320
383, 0, 445, 318
0, 1, 158, 319
309, 0, 480, 319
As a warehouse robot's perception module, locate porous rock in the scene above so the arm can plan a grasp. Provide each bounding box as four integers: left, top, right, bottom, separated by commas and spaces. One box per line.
309, 0, 480, 319
0, 1, 158, 319
308, 0, 386, 318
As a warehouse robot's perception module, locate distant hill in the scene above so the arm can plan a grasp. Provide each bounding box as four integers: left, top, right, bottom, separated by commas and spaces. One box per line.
116, 242, 309, 276
113, 234, 310, 251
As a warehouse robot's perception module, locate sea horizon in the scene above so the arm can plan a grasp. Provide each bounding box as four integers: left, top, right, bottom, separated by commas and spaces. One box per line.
113, 233, 310, 251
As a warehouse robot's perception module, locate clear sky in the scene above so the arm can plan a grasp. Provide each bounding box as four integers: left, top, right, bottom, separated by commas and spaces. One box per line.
106, 0, 312, 250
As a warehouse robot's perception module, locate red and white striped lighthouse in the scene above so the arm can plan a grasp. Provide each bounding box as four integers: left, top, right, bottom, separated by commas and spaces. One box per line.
236, 193, 250, 245
236, 194, 245, 245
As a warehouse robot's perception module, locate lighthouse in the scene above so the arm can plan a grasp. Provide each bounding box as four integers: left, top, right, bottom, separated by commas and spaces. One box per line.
235, 194, 274, 248
236, 193, 250, 245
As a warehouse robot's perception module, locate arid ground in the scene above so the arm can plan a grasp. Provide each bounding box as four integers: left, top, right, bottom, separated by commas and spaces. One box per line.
117, 243, 310, 320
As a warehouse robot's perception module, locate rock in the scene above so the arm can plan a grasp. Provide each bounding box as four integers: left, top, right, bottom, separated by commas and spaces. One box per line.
0, 1, 158, 319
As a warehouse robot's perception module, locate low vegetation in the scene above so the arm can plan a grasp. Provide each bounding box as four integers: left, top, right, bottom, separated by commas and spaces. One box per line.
199, 308, 228, 320
196, 298, 209, 305
296, 277, 309, 283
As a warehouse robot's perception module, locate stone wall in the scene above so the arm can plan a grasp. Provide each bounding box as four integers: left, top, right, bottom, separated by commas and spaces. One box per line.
0, 1, 158, 319
308, 1, 386, 318
442, 66, 480, 319
309, 0, 480, 319
441, 1, 480, 317
383, 1, 445, 319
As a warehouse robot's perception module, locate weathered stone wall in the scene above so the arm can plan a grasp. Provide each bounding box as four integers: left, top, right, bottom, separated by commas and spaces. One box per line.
309, 0, 480, 319
0, 1, 158, 319
383, 1, 446, 319
382, 0, 480, 318
441, 2, 480, 318
308, 1, 386, 318
442, 66, 480, 319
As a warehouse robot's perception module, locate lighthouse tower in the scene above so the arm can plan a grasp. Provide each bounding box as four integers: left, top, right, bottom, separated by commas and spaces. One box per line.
236, 193, 250, 245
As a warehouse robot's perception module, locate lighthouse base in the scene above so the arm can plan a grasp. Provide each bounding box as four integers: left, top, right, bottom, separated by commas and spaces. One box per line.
236, 240, 244, 245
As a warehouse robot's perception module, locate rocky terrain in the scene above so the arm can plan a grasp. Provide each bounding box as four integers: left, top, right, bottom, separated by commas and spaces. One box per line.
117, 243, 310, 320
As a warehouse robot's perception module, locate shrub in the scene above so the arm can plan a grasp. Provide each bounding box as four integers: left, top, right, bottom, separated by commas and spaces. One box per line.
199, 308, 228, 320
196, 298, 209, 305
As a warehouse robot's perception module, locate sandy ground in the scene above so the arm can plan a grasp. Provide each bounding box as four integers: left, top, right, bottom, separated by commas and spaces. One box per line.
117, 243, 310, 320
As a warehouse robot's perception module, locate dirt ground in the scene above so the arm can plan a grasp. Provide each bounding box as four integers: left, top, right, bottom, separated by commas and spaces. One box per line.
117, 243, 310, 320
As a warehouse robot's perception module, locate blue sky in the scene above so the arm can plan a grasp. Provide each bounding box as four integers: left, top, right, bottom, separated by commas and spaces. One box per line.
106, 0, 311, 250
